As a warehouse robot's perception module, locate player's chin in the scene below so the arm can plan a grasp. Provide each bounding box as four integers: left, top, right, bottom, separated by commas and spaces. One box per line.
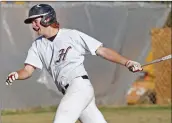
37, 30, 42, 35
33, 28, 41, 35
33, 27, 40, 32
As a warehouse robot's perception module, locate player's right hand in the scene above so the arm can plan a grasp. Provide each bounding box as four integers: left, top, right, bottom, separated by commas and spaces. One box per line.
125, 60, 143, 73
6, 72, 19, 85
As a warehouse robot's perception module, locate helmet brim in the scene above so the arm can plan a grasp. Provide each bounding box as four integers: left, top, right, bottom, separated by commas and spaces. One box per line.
24, 18, 34, 24
24, 14, 47, 24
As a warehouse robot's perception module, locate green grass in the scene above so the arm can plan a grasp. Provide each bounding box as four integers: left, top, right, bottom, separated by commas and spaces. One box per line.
1, 105, 171, 123
2, 105, 171, 115
1, 105, 57, 116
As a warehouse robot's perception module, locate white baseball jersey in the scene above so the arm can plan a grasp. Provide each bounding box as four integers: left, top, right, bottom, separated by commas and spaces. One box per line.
25, 28, 103, 91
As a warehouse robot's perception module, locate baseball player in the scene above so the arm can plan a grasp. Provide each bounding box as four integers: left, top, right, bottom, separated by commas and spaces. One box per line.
6, 4, 143, 123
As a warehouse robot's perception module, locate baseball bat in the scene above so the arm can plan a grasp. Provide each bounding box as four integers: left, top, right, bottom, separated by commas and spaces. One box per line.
142, 54, 172, 67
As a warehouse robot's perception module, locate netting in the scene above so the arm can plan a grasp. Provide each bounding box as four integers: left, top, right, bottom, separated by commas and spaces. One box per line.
151, 28, 171, 105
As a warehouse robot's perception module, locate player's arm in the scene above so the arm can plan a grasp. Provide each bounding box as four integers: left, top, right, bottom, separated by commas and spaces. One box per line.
96, 46, 128, 66
6, 64, 36, 85
96, 46, 143, 72
16, 64, 36, 80
75, 30, 143, 72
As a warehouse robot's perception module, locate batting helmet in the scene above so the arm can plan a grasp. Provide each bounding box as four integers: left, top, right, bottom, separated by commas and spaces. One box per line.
24, 4, 57, 27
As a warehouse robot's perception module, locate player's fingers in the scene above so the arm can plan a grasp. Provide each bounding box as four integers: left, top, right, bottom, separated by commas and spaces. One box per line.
12, 75, 16, 81
9, 77, 13, 83
135, 64, 143, 71
6, 79, 9, 85
9, 82, 12, 85
132, 66, 136, 71
6, 82, 9, 85
10, 72, 18, 80
6, 72, 18, 85
128, 64, 142, 72
128, 66, 134, 72
6, 79, 11, 85
134, 67, 142, 72
139, 67, 143, 71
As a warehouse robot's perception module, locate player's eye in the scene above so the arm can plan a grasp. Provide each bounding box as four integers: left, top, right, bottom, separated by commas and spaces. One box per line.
34, 19, 38, 22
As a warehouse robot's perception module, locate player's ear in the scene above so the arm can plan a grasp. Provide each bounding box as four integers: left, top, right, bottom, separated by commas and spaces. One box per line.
50, 22, 60, 28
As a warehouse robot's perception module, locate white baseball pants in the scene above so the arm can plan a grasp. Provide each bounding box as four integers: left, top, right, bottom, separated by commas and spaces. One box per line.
53, 76, 107, 123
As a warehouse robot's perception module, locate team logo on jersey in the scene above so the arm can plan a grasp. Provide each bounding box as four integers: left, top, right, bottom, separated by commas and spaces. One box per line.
56, 46, 72, 63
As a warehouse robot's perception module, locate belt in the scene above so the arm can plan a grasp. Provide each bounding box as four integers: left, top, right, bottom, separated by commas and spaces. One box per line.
81, 75, 89, 79
61, 75, 89, 95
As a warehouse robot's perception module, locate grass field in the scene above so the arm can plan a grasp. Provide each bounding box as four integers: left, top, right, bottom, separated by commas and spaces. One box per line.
1, 105, 171, 123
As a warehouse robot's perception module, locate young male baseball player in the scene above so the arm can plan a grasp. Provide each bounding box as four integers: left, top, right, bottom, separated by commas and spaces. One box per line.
6, 4, 143, 123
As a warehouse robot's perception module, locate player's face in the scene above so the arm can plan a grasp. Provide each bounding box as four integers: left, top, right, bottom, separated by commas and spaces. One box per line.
31, 17, 44, 35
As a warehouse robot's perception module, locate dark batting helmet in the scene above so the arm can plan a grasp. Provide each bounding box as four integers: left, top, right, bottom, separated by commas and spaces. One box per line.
24, 4, 57, 27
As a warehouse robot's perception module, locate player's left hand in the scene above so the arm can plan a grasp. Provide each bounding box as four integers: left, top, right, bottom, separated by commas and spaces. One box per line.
6, 72, 19, 85
125, 60, 143, 73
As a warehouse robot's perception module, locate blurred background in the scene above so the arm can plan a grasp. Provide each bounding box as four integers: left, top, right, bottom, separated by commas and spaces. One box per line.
0, 1, 171, 123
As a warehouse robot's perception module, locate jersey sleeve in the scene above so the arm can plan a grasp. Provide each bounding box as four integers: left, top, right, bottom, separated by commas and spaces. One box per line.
75, 30, 103, 55
24, 42, 43, 70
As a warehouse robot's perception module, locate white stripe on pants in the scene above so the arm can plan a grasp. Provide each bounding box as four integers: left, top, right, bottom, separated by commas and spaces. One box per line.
53, 77, 107, 123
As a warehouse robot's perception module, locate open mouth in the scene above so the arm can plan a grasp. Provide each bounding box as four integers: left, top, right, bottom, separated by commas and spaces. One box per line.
33, 27, 40, 32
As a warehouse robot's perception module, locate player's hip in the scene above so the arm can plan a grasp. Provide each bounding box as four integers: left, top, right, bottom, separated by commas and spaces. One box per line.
55, 64, 88, 85
61, 75, 93, 95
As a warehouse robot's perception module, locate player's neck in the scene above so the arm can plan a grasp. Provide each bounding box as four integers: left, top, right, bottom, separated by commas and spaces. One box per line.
44, 27, 59, 39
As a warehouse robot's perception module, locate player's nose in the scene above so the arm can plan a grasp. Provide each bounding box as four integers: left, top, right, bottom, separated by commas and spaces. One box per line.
31, 21, 36, 26
32, 22, 38, 29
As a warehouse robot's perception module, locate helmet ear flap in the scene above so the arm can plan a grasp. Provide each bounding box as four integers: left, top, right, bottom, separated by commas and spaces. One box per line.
40, 10, 57, 27
40, 15, 50, 27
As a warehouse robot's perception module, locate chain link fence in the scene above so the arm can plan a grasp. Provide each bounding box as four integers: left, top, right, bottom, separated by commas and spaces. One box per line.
126, 28, 171, 105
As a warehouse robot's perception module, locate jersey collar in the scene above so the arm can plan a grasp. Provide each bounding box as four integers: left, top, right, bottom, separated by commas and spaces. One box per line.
47, 34, 57, 42
47, 28, 61, 42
